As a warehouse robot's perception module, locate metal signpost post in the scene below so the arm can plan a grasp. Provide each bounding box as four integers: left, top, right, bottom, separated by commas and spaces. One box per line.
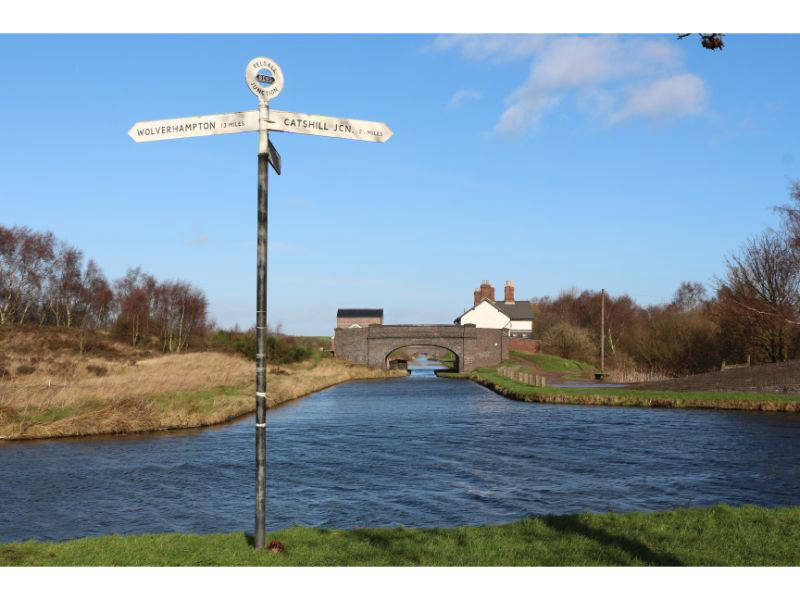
129, 57, 393, 549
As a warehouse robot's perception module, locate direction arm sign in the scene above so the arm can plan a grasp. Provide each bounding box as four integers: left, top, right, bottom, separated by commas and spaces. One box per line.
267, 109, 393, 143
128, 111, 258, 142
129, 109, 392, 143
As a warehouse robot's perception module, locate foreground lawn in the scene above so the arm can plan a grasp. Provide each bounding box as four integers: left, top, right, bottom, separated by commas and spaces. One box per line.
1, 505, 799, 566
440, 368, 800, 412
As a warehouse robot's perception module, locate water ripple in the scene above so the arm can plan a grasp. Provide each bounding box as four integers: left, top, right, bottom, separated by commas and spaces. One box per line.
2, 359, 800, 542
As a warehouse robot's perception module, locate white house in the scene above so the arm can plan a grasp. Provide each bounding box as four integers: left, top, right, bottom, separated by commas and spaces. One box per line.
454, 280, 534, 338
454, 298, 511, 331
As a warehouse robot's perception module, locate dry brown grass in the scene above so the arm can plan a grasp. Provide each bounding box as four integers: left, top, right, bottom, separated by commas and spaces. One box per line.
0, 352, 253, 440
266, 359, 405, 408
605, 367, 671, 384
0, 327, 404, 440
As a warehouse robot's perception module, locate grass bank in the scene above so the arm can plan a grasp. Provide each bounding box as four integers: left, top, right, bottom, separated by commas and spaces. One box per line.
1, 504, 798, 566
440, 367, 800, 412
510, 350, 595, 375
0, 353, 405, 441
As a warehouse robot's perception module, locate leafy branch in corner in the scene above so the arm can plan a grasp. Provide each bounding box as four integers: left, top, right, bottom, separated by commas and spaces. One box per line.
677, 34, 725, 50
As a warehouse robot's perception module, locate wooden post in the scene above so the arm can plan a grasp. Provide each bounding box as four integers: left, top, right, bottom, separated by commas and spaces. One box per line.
600, 288, 605, 375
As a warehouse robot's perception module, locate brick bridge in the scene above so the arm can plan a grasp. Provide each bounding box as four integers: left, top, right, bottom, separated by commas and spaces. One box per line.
333, 324, 509, 373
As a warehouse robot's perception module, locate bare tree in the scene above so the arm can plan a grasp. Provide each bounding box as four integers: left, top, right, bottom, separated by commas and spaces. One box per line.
0, 226, 56, 326
716, 230, 800, 362
774, 180, 800, 250
0, 225, 21, 325
152, 280, 208, 352
672, 281, 707, 312
44, 243, 84, 328
113, 267, 157, 346
77, 259, 114, 354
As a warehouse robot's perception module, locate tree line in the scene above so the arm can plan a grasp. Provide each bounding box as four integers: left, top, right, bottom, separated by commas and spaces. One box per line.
0, 225, 208, 353
533, 181, 800, 376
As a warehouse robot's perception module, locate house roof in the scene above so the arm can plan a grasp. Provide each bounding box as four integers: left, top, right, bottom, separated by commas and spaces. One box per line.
454, 298, 533, 323
493, 300, 533, 321
337, 308, 383, 318
453, 298, 508, 324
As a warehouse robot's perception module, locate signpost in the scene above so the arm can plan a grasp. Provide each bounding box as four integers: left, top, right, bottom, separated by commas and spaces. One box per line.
128, 108, 394, 144
129, 57, 392, 549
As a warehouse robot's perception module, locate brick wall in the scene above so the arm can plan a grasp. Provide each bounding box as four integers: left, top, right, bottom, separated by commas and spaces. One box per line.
336, 316, 383, 329
333, 327, 369, 364
508, 338, 541, 354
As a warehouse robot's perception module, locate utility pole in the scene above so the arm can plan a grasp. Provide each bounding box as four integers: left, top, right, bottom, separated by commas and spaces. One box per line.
600, 288, 605, 375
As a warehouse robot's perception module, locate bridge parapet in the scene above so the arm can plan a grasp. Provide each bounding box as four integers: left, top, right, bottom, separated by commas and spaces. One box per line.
334, 324, 507, 373
365, 324, 477, 340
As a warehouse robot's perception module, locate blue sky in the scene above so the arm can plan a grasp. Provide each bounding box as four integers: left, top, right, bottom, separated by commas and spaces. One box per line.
1, 34, 798, 335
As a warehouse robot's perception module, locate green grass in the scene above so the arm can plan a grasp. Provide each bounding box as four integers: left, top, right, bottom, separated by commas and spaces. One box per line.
15, 405, 84, 425
510, 351, 595, 373
2, 505, 799, 566
152, 385, 248, 415
465, 368, 800, 411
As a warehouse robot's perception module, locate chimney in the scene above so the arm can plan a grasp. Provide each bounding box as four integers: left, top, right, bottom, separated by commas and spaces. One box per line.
479, 280, 495, 303
473, 288, 481, 306
504, 280, 515, 304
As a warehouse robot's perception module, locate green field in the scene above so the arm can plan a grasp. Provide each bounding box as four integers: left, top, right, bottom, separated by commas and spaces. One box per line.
1, 505, 798, 566
509, 351, 595, 374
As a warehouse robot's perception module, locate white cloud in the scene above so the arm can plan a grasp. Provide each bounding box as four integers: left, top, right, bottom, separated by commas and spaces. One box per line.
526, 36, 681, 89
496, 94, 560, 133
430, 34, 549, 63
609, 74, 709, 123
448, 88, 481, 108
432, 35, 710, 134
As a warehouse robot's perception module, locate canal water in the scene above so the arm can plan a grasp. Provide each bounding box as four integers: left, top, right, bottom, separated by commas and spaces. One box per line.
2, 357, 800, 543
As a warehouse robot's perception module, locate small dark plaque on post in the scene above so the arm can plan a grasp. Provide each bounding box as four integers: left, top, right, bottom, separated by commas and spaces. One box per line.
267, 139, 282, 175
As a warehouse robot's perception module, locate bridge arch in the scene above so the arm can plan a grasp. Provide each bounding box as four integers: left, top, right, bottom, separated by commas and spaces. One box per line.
384, 344, 461, 371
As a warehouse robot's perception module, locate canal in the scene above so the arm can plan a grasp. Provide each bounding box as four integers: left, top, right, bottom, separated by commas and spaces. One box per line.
2, 356, 800, 543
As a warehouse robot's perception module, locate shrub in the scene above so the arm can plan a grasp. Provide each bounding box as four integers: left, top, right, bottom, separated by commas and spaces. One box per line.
208, 329, 313, 364
541, 322, 596, 364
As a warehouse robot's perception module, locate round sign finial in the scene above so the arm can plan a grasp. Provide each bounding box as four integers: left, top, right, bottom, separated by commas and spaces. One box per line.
246, 57, 284, 102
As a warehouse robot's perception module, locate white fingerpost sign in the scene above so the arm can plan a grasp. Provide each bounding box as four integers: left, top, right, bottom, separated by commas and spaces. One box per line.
128, 56, 393, 551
